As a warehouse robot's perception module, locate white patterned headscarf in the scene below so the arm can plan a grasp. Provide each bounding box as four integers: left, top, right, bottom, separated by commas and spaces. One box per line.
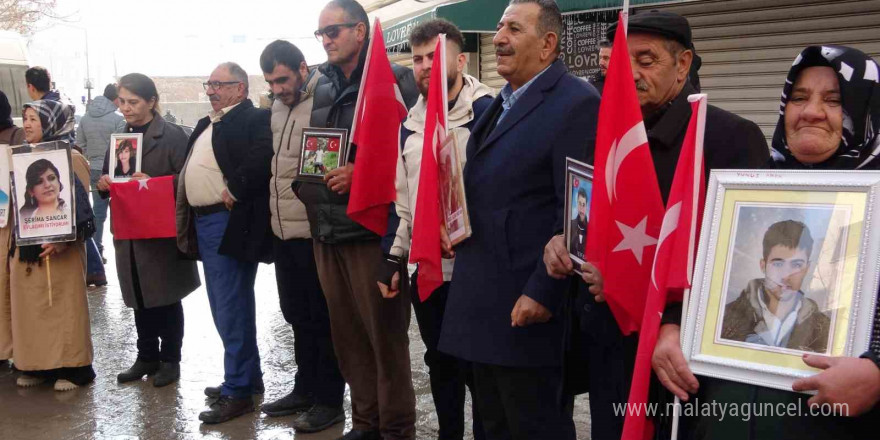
770, 45, 880, 169
22, 99, 76, 146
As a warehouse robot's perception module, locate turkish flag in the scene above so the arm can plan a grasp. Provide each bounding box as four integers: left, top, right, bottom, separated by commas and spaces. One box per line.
347, 18, 409, 235
586, 12, 665, 335
410, 35, 448, 301
109, 176, 177, 240
621, 94, 707, 440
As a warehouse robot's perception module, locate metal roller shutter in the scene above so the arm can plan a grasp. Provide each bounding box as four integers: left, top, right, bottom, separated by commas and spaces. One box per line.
480, 33, 508, 91
649, 0, 880, 141
389, 51, 414, 70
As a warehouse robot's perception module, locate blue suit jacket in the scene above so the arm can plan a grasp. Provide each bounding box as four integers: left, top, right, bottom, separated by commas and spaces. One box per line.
438, 60, 600, 367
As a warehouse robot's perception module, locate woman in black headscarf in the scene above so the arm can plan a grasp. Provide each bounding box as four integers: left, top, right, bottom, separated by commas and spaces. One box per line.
652, 45, 880, 440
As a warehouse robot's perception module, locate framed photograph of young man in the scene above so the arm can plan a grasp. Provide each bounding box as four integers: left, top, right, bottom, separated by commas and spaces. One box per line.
9, 141, 77, 246
109, 133, 143, 182
296, 128, 348, 183
439, 134, 470, 245
681, 170, 880, 392
563, 158, 593, 274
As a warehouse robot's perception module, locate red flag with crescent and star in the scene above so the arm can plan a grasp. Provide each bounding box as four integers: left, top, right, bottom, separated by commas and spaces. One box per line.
585, 11, 665, 335
621, 94, 708, 440
347, 18, 409, 235
409, 34, 448, 301
109, 176, 177, 240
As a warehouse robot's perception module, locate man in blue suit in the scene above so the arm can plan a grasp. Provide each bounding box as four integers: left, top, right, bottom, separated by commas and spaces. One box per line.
437, 1, 599, 438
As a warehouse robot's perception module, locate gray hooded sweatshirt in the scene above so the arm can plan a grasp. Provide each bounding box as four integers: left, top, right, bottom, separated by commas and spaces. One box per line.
75, 96, 126, 173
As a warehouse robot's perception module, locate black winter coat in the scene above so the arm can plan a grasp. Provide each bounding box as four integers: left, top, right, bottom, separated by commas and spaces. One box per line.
293, 42, 419, 245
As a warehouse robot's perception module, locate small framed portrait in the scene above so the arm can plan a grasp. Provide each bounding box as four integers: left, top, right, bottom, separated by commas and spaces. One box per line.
563, 158, 594, 274
439, 134, 471, 245
296, 128, 349, 183
681, 170, 880, 392
9, 141, 77, 245
109, 133, 143, 181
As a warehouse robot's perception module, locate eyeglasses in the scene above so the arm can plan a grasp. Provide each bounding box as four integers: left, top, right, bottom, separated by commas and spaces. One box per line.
202, 81, 241, 91
314, 22, 358, 41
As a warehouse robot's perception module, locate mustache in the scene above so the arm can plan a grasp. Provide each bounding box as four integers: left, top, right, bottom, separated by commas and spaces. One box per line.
635, 80, 649, 92
209, 96, 220, 102
495, 45, 515, 56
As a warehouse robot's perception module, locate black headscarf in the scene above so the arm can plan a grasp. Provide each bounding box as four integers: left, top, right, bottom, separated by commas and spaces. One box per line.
0, 90, 14, 131
770, 45, 880, 170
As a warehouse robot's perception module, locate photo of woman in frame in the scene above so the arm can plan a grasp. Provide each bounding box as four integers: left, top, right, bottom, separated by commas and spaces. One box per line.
19, 158, 70, 221
114, 139, 137, 178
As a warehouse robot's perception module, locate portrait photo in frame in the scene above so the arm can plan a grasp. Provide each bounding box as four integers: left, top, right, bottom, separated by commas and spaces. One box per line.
563, 158, 594, 275
681, 170, 880, 393
109, 133, 143, 182
439, 134, 470, 245
9, 141, 77, 246
296, 128, 349, 183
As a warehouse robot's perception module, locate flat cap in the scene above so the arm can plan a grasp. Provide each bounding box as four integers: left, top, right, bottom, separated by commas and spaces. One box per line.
607, 10, 692, 48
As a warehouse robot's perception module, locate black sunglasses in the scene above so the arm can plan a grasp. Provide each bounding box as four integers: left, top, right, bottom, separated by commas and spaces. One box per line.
314, 22, 359, 41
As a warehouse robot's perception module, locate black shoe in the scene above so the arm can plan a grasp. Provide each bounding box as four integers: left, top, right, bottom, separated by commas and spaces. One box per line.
204, 381, 264, 398
293, 404, 345, 433
117, 359, 160, 383
336, 429, 380, 440
198, 395, 254, 424
152, 362, 180, 388
262, 390, 313, 417
87, 273, 108, 287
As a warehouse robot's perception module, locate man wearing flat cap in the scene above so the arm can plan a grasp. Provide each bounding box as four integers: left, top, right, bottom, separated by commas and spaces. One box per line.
543, 9, 770, 439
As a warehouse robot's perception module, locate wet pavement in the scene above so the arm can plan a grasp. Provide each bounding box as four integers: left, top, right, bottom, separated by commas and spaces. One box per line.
0, 233, 591, 439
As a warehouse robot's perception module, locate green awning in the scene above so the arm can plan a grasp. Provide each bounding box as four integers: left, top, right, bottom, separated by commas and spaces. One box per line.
382, 0, 686, 48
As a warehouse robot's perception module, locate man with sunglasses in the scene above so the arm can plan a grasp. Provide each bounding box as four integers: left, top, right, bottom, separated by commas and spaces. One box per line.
292, 1, 418, 440
176, 61, 274, 424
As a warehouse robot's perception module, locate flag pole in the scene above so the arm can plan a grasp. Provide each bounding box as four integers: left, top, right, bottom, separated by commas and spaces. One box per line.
622, 0, 630, 34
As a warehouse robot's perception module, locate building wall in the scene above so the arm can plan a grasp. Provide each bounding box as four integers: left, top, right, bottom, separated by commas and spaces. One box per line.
152, 75, 270, 127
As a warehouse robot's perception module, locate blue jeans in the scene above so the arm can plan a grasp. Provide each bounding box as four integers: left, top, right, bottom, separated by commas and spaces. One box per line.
194, 210, 262, 398
86, 238, 104, 276
90, 170, 108, 249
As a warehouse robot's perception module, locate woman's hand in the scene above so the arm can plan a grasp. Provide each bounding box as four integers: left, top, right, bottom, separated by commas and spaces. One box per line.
580, 262, 605, 302
792, 354, 880, 416
39, 242, 69, 258
96, 175, 113, 191
131, 172, 151, 181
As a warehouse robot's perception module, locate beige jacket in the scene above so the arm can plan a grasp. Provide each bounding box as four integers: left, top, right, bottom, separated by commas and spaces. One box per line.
269, 73, 320, 240
389, 74, 494, 280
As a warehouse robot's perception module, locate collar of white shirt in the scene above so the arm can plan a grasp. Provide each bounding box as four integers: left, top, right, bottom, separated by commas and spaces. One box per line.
209, 102, 241, 124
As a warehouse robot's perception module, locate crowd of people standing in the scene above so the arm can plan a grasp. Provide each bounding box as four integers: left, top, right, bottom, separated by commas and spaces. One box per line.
1, 0, 879, 439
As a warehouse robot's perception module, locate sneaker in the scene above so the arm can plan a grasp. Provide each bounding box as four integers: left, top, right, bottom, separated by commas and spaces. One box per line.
262, 390, 313, 417
198, 395, 254, 424
152, 362, 180, 388
54, 379, 79, 391
117, 359, 160, 383
336, 429, 380, 440
293, 404, 345, 433
204, 381, 264, 398
16, 374, 47, 387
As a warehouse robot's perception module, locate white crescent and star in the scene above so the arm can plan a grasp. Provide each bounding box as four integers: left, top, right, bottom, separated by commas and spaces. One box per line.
612, 216, 657, 266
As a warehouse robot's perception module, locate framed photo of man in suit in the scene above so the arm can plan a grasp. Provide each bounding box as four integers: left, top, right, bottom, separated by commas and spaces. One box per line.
564, 158, 593, 275
9, 141, 77, 246
296, 128, 348, 183
681, 170, 880, 392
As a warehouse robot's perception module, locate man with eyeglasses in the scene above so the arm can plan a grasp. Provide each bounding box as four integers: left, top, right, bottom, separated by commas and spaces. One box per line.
292, 1, 418, 440
176, 61, 274, 424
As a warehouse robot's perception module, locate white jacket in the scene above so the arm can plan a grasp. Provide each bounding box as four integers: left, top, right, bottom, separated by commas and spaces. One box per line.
389, 74, 494, 280
269, 74, 320, 240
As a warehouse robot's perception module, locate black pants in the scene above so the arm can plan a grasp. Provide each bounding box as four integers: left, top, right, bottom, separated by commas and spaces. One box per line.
130, 245, 184, 363
472, 362, 575, 440
412, 277, 484, 440
134, 302, 184, 363
274, 237, 345, 407
577, 285, 638, 440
